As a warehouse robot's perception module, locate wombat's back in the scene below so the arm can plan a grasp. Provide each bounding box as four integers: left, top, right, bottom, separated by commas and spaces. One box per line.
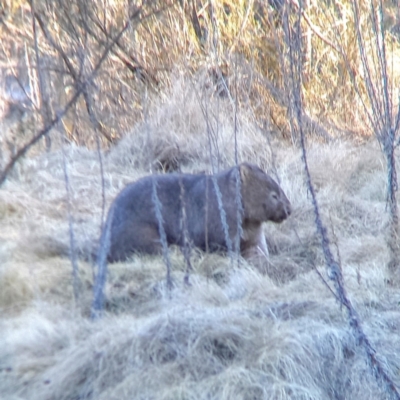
106, 173, 206, 262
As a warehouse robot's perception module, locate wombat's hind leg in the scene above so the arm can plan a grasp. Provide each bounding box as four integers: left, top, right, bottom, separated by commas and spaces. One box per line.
108, 224, 162, 262
133, 224, 164, 254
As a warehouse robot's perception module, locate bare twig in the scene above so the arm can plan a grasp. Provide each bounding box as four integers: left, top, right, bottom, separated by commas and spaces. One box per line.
233, 166, 243, 263
33, 11, 114, 143
211, 174, 234, 261
291, 223, 338, 301
350, 0, 400, 282
289, 0, 341, 54
29, 0, 52, 150
228, 0, 254, 55
96, 134, 106, 232
59, 125, 81, 303
283, 2, 400, 398
0, 88, 80, 187
82, 13, 159, 89
91, 204, 114, 319
233, 56, 243, 264
0, 4, 144, 187
152, 177, 173, 291
179, 177, 193, 286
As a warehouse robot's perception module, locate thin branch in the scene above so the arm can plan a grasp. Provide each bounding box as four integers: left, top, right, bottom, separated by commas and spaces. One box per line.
0, 88, 80, 187
60, 127, 81, 303
179, 177, 193, 286
0, 4, 144, 187
283, 3, 400, 398
228, 0, 254, 55
323, 3, 376, 133
30, 0, 52, 150
34, 10, 114, 143
352, 0, 383, 129
289, 0, 342, 54
91, 204, 114, 319
233, 55, 243, 264
151, 177, 173, 291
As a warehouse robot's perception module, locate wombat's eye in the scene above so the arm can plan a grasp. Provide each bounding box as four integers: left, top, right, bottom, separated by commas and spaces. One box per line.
271, 192, 278, 201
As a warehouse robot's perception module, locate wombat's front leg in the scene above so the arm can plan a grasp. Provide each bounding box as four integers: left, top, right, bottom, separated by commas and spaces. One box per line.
240, 229, 270, 274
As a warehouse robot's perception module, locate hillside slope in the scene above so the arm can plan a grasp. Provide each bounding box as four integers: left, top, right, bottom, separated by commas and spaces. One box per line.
1, 118, 399, 399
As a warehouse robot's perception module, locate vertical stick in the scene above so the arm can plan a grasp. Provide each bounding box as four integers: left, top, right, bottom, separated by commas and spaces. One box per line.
151, 177, 173, 291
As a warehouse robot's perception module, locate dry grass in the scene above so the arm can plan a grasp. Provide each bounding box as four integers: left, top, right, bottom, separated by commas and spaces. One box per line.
2, 0, 399, 153
1, 78, 400, 399
108, 74, 277, 173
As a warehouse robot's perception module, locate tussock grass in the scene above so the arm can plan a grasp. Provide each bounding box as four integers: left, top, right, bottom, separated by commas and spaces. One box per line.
1, 0, 400, 160
1, 86, 400, 398
108, 74, 276, 173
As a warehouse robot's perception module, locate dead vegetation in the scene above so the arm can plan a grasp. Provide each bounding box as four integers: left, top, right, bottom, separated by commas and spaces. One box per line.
1, 0, 400, 398
1, 0, 399, 155
1, 81, 400, 397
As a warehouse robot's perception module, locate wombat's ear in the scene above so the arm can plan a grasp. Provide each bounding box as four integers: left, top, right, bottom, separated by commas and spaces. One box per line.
239, 162, 254, 182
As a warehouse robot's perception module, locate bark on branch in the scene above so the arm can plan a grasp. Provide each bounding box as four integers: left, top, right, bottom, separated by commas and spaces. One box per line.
0, 5, 144, 186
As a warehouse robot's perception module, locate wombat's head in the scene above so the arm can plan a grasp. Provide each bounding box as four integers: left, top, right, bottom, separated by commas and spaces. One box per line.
239, 163, 291, 223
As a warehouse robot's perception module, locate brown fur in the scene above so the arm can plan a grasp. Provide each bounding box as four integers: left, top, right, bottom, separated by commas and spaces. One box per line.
102, 162, 291, 263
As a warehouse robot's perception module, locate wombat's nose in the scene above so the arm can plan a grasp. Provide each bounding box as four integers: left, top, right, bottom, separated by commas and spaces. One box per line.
286, 206, 292, 216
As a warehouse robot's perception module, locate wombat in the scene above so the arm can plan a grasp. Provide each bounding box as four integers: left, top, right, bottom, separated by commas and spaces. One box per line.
101, 162, 291, 263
